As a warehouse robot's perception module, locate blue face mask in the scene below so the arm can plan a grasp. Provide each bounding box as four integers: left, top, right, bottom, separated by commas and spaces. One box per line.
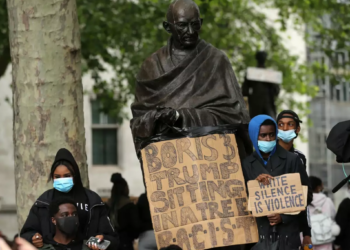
258, 140, 276, 153
278, 129, 297, 143
53, 177, 74, 193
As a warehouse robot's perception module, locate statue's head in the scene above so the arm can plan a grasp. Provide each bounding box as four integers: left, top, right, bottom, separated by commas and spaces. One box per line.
163, 0, 203, 49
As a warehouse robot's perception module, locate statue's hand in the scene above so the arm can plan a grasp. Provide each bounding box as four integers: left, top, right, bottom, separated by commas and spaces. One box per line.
156, 107, 177, 125
160, 109, 177, 125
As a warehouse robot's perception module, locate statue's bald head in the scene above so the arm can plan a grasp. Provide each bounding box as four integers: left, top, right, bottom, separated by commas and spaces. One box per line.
163, 0, 202, 49
166, 0, 200, 23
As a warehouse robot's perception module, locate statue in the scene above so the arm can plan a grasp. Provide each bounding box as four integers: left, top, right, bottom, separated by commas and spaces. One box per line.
130, 0, 251, 162
242, 51, 281, 119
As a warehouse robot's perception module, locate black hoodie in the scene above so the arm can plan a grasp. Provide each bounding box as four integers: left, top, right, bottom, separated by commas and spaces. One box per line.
50, 149, 89, 230
20, 148, 119, 250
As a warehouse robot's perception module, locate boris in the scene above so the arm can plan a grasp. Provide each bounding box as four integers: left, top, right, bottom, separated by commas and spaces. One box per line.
144, 135, 238, 174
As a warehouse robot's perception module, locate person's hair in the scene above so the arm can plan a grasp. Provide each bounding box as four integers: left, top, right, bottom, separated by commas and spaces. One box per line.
160, 245, 183, 250
261, 119, 275, 127
255, 51, 268, 65
309, 176, 323, 192
49, 198, 77, 217
47, 160, 75, 183
109, 173, 129, 227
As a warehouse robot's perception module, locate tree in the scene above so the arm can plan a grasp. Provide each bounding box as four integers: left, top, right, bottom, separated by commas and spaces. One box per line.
7, 0, 88, 229
269, 0, 350, 86
2, 1, 348, 123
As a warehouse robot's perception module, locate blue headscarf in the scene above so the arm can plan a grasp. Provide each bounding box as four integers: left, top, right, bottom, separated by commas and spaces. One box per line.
248, 115, 278, 165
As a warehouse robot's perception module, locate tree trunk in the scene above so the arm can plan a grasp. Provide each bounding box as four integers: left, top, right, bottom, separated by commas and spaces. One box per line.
6, 0, 89, 230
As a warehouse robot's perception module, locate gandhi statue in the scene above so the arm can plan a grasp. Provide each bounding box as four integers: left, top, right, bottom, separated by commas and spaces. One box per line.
131, 0, 251, 162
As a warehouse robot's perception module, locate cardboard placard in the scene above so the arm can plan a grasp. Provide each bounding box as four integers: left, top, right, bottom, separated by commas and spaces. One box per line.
141, 134, 259, 250
246, 67, 283, 84
247, 173, 306, 217
247, 185, 308, 215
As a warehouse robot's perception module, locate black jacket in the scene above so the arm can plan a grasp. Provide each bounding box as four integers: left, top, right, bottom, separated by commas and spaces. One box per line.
20, 188, 118, 250
137, 193, 153, 233
116, 202, 140, 250
289, 146, 312, 237
335, 197, 350, 249
242, 145, 312, 250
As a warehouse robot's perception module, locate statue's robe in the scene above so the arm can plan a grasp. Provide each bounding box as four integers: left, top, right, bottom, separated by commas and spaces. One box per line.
131, 38, 252, 160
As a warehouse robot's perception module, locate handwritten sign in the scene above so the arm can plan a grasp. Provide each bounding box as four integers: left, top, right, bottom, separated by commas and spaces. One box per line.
141, 134, 259, 250
247, 185, 308, 215
247, 173, 306, 217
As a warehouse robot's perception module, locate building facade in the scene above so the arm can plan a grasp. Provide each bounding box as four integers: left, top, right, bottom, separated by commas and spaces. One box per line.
307, 17, 350, 206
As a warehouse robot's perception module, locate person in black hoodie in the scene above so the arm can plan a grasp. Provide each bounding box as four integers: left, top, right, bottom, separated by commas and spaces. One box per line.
276, 110, 313, 247
20, 148, 118, 249
108, 173, 139, 250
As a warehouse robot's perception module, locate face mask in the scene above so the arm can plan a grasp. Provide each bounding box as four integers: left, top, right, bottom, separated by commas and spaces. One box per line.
56, 216, 79, 237
53, 178, 74, 193
278, 129, 297, 143
258, 140, 276, 153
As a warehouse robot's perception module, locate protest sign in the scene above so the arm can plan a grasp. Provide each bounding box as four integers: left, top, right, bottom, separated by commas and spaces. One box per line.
141, 134, 259, 250
247, 173, 306, 217
247, 185, 308, 215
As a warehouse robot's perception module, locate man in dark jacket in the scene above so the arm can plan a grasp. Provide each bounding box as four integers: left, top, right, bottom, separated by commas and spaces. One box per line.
277, 110, 313, 246
242, 115, 312, 249
39, 198, 90, 250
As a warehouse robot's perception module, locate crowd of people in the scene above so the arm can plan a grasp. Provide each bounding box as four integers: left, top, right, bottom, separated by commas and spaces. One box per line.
0, 110, 350, 250
0, 109, 349, 250
0, 108, 348, 250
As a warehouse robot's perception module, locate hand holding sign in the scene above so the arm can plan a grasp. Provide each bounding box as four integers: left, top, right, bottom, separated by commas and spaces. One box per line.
255, 174, 274, 185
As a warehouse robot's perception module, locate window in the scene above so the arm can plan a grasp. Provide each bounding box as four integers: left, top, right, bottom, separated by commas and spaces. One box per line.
91, 99, 118, 165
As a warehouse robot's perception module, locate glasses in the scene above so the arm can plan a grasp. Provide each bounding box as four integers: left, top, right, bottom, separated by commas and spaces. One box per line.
169, 19, 202, 31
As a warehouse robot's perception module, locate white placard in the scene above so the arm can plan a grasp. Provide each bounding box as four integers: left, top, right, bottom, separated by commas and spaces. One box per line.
246, 67, 283, 84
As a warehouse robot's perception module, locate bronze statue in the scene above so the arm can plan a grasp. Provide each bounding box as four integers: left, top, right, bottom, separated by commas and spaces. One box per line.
242, 51, 280, 119
131, 0, 251, 161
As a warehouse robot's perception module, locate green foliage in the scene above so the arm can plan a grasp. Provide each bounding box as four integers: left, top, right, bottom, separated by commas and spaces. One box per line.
76, 0, 320, 122
2, 0, 348, 123
271, 0, 350, 85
